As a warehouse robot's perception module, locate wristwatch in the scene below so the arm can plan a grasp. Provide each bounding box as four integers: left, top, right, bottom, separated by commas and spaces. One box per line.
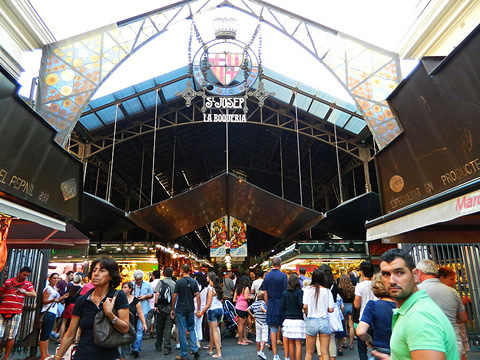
111, 316, 118, 325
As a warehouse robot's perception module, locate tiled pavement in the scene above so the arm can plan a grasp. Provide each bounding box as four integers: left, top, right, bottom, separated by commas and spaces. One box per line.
45, 335, 480, 360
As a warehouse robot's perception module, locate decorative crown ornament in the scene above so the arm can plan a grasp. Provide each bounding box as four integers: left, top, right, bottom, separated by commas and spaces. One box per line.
213, 17, 239, 39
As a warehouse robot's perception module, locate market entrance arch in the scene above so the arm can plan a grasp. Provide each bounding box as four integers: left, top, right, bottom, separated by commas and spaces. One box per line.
35, 0, 403, 150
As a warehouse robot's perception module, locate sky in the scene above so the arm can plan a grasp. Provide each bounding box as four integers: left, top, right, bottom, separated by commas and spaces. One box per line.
20, 0, 422, 101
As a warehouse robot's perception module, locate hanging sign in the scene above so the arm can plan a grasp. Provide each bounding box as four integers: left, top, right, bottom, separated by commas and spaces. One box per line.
210, 216, 228, 257
203, 97, 246, 122
228, 216, 247, 257
210, 216, 248, 257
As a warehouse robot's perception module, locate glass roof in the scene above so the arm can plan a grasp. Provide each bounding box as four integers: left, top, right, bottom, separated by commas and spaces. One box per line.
79, 65, 366, 135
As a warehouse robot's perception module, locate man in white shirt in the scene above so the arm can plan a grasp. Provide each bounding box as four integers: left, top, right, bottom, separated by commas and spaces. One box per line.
354, 261, 377, 360
251, 269, 264, 296
145, 270, 161, 338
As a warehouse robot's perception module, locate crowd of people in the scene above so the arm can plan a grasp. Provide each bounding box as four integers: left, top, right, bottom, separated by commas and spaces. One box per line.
0, 249, 471, 360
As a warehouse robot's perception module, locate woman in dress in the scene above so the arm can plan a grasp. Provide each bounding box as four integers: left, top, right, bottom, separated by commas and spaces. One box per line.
54, 257, 130, 360
303, 268, 335, 360
281, 273, 305, 360
118, 282, 147, 360
355, 273, 396, 358
39, 273, 70, 360
337, 275, 355, 350
233, 276, 252, 346
197, 273, 224, 358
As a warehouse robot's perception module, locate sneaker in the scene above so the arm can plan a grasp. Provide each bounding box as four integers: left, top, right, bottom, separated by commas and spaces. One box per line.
273, 355, 281, 360
131, 350, 139, 358
193, 351, 200, 359
258, 351, 267, 360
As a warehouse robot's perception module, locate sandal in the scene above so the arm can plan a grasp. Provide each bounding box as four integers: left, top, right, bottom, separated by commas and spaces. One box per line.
349, 345, 354, 350
338, 349, 343, 356
212, 355, 222, 359
342, 344, 347, 349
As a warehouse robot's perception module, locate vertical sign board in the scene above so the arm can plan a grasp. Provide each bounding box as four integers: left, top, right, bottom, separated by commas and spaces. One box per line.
228, 216, 247, 257
210, 216, 247, 257
210, 216, 228, 257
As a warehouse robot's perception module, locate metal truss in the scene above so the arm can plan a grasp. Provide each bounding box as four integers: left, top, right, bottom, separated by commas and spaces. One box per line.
37, 0, 402, 150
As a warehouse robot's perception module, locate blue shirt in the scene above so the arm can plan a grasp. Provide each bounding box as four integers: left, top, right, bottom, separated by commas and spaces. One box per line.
299, 274, 310, 288
262, 269, 287, 326
360, 299, 396, 349
133, 280, 154, 315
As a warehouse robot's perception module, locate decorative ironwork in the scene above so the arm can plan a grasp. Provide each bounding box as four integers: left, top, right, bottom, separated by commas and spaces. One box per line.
178, 16, 271, 114
35, 0, 403, 149
176, 80, 204, 107
247, 80, 274, 108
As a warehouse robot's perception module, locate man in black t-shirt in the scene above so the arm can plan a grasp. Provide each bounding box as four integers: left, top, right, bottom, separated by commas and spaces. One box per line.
170, 264, 201, 359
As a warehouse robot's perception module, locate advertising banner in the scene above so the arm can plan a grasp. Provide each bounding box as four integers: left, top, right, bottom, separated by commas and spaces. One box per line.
210, 216, 247, 257
210, 216, 228, 257
228, 216, 247, 257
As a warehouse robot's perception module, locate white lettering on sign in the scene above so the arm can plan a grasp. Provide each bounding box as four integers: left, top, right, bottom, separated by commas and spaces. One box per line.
205, 97, 245, 109
203, 113, 246, 122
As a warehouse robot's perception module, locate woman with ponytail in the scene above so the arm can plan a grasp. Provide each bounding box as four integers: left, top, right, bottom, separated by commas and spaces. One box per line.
303, 268, 335, 360
197, 273, 224, 358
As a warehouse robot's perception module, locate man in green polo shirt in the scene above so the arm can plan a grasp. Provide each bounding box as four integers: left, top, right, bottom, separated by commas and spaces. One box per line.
372, 248, 458, 360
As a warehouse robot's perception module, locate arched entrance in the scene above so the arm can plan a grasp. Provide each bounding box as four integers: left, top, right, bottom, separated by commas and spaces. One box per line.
35, 0, 402, 150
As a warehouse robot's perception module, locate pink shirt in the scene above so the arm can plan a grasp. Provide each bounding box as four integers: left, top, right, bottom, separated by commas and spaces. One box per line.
235, 292, 248, 311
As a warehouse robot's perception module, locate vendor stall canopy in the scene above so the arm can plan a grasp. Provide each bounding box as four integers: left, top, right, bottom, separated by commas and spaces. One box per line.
25, 0, 437, 255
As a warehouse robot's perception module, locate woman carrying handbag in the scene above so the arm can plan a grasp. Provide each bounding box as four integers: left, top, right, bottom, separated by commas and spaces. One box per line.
53, 257, 130, 360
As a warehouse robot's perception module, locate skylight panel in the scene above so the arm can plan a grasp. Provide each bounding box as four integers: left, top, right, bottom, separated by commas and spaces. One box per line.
80, 113, 104, 131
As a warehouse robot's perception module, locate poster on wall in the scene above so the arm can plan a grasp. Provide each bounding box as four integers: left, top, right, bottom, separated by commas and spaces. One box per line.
210, 216, 228, 257
229, 216, 247, 257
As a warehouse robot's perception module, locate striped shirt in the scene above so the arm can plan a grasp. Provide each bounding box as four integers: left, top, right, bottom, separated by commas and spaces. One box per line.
249, 300, 267, 325
0, 278, 34, 314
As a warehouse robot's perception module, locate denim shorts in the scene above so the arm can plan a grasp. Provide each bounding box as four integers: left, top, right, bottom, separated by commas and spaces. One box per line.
343, 303, 353, 316
305, 317, 331, 336
207, 308, 223, 323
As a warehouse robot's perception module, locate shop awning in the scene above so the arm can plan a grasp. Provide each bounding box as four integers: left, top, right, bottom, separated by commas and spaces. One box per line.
7, 220, 90, 249
366, 179, 480, 242
128, 172, 324, 240
0, 197, 66, 231
316, 192, 381, 239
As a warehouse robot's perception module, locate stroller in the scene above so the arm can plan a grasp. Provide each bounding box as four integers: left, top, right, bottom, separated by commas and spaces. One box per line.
222, 299, 238, 338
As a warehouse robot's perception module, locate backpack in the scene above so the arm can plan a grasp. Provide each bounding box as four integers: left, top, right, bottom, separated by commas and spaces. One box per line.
157, 280, 172, 305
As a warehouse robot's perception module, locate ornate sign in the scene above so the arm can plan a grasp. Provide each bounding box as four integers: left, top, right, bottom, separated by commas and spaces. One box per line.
176, 17, 273, 121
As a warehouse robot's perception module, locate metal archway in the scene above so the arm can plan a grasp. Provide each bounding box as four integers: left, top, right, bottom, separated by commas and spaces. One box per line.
35, 0, 402, 150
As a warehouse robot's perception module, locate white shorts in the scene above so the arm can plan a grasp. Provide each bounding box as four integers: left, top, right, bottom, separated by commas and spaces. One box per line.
255, 321, 268, 343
